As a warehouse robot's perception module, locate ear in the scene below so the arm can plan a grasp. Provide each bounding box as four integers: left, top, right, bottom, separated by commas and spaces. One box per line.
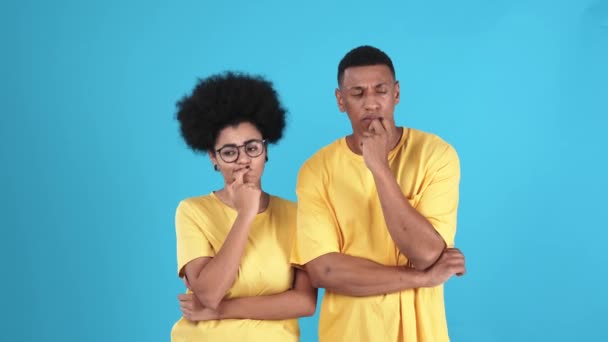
394, 81, 400, 105
335, 88, 346, 112
208, 150, 218, 166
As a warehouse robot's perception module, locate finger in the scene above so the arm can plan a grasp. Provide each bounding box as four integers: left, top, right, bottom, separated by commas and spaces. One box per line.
448, 262, 466, 275
361, 130, 373, 138
377, 117, 389, 132
445, 252, 465, 262
178, 293, 192, 301
360, 135, 371, 147
368, 119, 385, 135
444, 249, 464, 259
230, 167, 249, 185
367, 119, 379, 134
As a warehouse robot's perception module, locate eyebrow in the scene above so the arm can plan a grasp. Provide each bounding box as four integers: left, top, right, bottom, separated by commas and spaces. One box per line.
217, 139, 261, 149
346, 83, 390, 91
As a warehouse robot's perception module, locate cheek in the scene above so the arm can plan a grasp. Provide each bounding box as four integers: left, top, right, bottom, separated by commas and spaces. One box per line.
252, 156, 266, 171
220, 169, 233, 182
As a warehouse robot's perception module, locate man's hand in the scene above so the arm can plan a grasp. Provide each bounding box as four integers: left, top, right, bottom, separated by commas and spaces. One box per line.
422, 248, 466, 287
178, 293, 221, 321
361, 119, 392, 172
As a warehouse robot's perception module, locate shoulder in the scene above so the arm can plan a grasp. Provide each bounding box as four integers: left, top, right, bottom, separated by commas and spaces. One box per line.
298, 138, 345, 184
269, 195, 297, 211
176, 194, 217, 216
407, 128, 458, 162
301, 138, 344, 169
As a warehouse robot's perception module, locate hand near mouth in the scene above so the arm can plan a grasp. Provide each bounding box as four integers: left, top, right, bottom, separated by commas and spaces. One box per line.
360, 118, 391, 173
227, 166, 261, 217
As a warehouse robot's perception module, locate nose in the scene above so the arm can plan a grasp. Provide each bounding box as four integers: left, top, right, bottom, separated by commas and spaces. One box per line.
236, 146, 252, 164
363, 93, 380, 112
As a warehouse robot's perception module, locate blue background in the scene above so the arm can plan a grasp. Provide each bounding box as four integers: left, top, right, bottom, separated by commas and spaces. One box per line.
2, 0, 607, 341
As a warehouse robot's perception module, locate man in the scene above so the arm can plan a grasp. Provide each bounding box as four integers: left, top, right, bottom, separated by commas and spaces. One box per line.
291, 45, 466, 342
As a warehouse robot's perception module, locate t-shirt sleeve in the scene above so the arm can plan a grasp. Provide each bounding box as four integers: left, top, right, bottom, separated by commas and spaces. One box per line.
291, 161, 341, 266
417, 144, 461, 247
175, 200, 215, 276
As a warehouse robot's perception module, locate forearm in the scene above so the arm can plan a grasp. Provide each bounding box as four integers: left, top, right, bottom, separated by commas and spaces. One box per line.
191, 213, 254, 308
372, 166, 445, 269
218, 290, 315, 320
309, 253, 426, 297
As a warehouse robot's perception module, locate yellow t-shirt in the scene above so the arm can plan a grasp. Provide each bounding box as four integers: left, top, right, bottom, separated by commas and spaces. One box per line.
291, 128, 460, 342
171, 193, 300, 342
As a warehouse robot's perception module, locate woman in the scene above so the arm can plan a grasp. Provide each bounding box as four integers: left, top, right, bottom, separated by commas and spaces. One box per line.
171, 72, 317, 342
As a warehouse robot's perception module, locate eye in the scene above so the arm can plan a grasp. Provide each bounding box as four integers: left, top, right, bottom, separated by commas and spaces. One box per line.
221, 149, 237, 157
246, 145, 260, 153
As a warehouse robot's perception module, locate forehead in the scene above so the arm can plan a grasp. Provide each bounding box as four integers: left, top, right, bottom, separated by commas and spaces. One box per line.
215, 122, 262, 146
341, 64, 395, 88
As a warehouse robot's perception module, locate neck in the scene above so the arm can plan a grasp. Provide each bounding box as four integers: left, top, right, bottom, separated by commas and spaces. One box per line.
215, 187, 270, 213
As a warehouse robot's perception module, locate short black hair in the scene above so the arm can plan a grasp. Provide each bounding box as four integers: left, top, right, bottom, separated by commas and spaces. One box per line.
176, 71, 287, 153
337, 45, 396, 85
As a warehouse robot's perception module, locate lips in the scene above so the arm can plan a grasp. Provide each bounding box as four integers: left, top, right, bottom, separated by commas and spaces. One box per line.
362, 115, 381, 122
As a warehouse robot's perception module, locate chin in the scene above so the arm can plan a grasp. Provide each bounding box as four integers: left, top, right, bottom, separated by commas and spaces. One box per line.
244, 175, 260, 183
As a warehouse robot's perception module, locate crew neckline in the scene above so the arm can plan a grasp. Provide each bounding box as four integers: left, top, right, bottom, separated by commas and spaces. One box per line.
339, 127, 410, 162
210, 191, 273, 217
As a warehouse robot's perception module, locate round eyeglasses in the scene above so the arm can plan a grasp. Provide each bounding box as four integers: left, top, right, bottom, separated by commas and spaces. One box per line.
215, 139, 266, 163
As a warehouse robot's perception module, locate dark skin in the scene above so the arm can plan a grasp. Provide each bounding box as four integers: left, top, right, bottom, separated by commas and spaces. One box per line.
305, 65, 465, 296
179, 122, 317, 319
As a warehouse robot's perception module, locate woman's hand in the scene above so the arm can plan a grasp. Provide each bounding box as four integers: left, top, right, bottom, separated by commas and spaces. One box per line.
178, 293, 221, 321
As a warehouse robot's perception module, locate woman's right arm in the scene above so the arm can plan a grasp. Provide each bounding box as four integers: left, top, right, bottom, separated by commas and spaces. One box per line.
183, 170, 260, 310
183, 212, 255, 310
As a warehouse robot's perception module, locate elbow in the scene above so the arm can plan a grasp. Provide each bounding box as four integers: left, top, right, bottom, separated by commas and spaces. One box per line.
301, 295, 317, 317
306, 267, 329, 289
411, 248, 444, 271
308, 274, 324, 289
305, 255, 337, 289
191, 284, 223, 310
201, 298, 221, 311
302, 303, 316, 317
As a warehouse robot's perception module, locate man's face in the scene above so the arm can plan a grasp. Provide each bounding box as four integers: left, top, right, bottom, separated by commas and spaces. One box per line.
335, 64, 400, 137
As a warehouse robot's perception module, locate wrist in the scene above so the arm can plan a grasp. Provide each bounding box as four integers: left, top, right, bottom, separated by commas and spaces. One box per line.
216, 301, 226, 320
417, 270, 430, 288
401, 268, 428, 288
370, 162, 392, 179
236, 210, 256, 222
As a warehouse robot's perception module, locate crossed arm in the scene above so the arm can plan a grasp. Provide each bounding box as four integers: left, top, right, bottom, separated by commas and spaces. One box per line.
298, 126, 464, 296
371, 164, 446, 270
180, 268, 317, 321
179, 211, 317, 321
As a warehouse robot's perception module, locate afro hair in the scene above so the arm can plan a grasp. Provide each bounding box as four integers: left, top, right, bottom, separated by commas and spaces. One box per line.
176, 71, 287, 153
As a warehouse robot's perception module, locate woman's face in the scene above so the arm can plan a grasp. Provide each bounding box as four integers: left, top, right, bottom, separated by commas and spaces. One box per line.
209, 122, 267, 185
